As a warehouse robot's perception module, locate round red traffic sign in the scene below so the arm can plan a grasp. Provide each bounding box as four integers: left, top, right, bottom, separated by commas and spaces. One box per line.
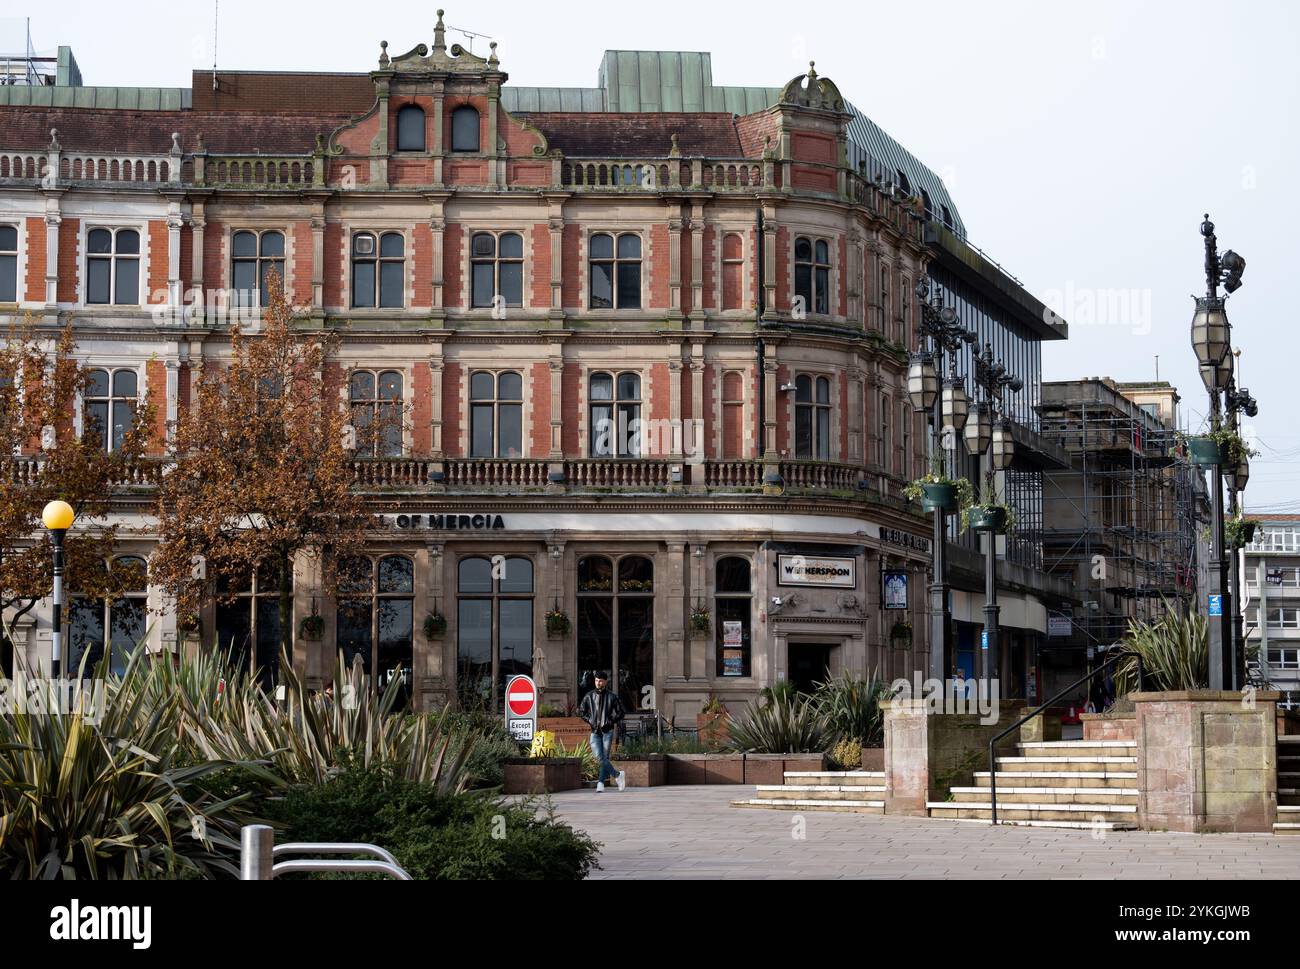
506, 675, 536, 717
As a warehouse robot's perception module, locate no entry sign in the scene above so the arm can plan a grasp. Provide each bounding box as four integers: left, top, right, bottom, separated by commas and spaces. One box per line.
505, 674, 537, 742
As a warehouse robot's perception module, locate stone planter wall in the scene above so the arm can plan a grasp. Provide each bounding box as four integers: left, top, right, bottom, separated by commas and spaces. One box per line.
882, 698, 1026, 816
860, 746, 884, 772
538, 717, 591, 750
610, 754, 667, 787
742, 753, 825, 785
665, 753, 745, 785
503, 758, 583, 795
1133, 690, 1278, 833
1020, 710, 1062, 743
1082, 713, 1137, 742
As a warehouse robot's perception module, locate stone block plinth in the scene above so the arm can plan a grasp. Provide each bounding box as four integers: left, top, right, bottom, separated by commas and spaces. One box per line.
1133, 691, 1278, 833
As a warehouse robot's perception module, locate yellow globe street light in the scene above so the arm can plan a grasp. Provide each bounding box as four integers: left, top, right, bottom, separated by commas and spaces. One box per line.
42, 499, 76, 678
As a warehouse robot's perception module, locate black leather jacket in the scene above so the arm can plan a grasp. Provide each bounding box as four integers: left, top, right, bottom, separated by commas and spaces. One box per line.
578, 687, 625, 733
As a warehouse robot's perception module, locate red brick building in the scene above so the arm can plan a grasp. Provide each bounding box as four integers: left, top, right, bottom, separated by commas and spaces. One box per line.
1, 16, 964, 719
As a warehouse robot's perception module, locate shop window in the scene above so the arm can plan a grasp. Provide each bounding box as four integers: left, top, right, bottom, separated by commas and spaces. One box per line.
451, 105, 480, 152
722, 370, 745, 459
589, 371, 641, 458
576, 555, 653, 709
68, 555, 147, 677
337, 555, 415, 706
469, 370, 522, 458
214, 559, 292, 688
470, 232, 523, 308
84, 367, 137, 453
794, 236, 829, 316
715, 556, 752, 677
350, 369, 404, 457
721, 232, 744, 310
0, 224, 16, 302
86, 227, 140, 305
351, 231, 404, 308
456, 555, 534, 710
232, 230, 285, 308
794, 374, 831, 461
588, 233, 641, 309
396, 105, 426, 151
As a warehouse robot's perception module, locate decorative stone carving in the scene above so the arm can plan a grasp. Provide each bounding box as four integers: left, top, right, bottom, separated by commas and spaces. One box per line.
779, 61, 845, 112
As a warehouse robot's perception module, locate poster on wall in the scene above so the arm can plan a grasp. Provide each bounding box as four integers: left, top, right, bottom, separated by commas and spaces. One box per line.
882, 570, 908, 609
722, 621, 744, 675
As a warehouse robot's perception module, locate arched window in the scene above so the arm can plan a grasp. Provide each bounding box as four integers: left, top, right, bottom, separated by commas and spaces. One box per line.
86, 227, 140, 305
214, 559, 293, 688
715, 556, 752, 677
722, 371, 744, 459
588, 232, 641, 309
349, 369, 404, 457
351, 231, 405, 308
589, 371, 641, 457
84, 367, 137, 453
232, 230, 285, 307
470, 231, 523, 308
795, 374, 831, 461
396, 104, 426, 151
577, 555, 653, 708
337, 555, 415, 705
794, 236, 830, 316
721, 232, 744, 310
470, 371, 522, 458
68, 555, 147, 677
456, 555, 534, 710
451, 105, 480, 152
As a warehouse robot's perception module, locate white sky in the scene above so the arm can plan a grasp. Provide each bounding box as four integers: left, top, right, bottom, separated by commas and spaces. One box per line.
10, 0, 1300, 508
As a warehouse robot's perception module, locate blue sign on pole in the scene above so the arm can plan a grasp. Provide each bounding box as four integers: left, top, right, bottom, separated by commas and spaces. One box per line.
1208, 595, 1223, 617
981, 630, 989, 650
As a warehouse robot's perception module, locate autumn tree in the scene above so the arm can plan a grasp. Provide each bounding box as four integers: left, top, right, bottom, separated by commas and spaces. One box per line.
150, 274, 374, 678
0, 322, 153, 668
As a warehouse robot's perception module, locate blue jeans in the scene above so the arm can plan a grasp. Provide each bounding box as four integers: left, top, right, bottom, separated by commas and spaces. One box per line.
590, 729, 620, 782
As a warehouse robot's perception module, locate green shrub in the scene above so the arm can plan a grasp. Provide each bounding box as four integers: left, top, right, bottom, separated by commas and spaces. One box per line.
435, 709, 522, 788
827, 737, 864, 770
1114, 605, 1208, 694
813, 671, 893, 747
726, 683, 827, 753
267, 767, 601, 880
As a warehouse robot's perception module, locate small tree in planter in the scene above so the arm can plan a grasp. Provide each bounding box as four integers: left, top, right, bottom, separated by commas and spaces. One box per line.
545, 608, 571, 637
689, 605, 711, 638
423, 612, 447, 639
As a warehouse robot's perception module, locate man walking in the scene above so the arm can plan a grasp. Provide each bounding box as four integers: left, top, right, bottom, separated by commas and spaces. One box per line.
578, 671, 626, 792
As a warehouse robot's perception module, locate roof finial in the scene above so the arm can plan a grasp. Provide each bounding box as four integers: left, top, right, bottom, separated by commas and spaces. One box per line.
379, 40, 389, 68
48, 128, 60, 150
670, 132, 681, 157
170, 131, 182, 153
433, 10, 446, 52
489, 40, 498, 67
807, 60, 818, 83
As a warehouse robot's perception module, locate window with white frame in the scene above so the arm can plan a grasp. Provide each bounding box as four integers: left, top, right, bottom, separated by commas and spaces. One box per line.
589, 233, 641, 309
794, 237, 830, 315
68, 555, 147, 677
471, 232, 523, 308
232, 230, 285, 308
84, 367, 137, 453
0, 224, 16, 302
470, 371, 523, 458
589, 371, 641, 457
86, 227, 140, 305
350, 369, 404, 457
351, 231, 404, 308
1267, 607, 1300, 629
1269, 647, 1300, 670
795, 374, 831, 461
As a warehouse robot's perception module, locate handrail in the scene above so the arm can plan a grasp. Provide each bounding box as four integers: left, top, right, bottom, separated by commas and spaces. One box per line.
240, 824, 412, 880
987, 652, 1145, 825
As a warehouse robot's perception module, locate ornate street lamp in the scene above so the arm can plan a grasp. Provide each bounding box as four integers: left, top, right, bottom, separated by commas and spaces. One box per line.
963, 399, 991, 456
42, 499, 75, 679
990, 420, 1016, 470
1191, 296, 1231, 391
942, 377, 969, 435
907, 351, 939, 412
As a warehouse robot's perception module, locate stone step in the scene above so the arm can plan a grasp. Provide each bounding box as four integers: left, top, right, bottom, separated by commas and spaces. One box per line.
783, 770, 884, 786
973, 770, 1138, 788
994, 756, 1137, 772
1278, 788, 1300, 805
1017, 742, 1137, 760
1274, 824, 1300, 835
950, 786, 1137, 805
927, 801, 1138, 823
932, 817, 1139, 830
1278, 736, 1300, 744
731, 798, 884, 813
755, 784, 886, 800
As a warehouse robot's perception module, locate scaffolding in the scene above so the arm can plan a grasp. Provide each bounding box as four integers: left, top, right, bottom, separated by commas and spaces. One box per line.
1037, 381, 1206, 656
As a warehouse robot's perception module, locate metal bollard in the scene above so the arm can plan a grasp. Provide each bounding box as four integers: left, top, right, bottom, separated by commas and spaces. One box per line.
241, 824, 275, 880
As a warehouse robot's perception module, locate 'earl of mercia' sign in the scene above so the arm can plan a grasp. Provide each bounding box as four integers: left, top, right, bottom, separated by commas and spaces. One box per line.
378, 513, 507, 530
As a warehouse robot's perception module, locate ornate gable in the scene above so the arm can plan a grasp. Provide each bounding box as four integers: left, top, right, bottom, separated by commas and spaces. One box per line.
376, 10, 504, 79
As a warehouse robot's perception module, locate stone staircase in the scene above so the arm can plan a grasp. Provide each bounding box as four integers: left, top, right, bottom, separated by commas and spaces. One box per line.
927, 740, 1139, 829
731, 770, 885, 813
1278, 735, 1300, 835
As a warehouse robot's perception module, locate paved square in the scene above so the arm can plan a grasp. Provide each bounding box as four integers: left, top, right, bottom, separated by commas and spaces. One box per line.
532, 786, 1300, 879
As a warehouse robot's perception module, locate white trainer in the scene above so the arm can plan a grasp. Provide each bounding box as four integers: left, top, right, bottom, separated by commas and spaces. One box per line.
596, 781, 605, 793
616, 770, 627, 791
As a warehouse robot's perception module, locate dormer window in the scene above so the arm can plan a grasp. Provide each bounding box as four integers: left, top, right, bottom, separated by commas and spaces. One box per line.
396, 105, 425, 151
451, 106, 480, 152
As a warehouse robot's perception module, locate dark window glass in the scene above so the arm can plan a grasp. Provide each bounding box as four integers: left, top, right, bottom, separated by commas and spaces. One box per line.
589, 233, 614, 260
87, 259, 110, 304
472, 262, 495, 308
232, 231, 257, 258
716, 557, 751, 593
115, 255, 139, 305
116, 230, 139, 255
590, 262, 613, 309
616, 262, 640, 308
459, 557, 493, 593
396, 105, 425, 151
451, 106, 480, 151
577, 555, 613, 592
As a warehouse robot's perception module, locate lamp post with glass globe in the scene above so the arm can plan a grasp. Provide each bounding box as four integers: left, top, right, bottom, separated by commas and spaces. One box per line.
1224, 368, 1258, 686
909, 277, 976, 682
41, 500, 76, 679
1191, 214, 1245, 690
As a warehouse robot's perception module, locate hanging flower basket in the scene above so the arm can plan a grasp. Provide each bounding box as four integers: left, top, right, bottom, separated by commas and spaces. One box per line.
689, 606, 711, 637
890, 620, 913, 645
966, 505, 1009, 533
920, 482, 956, 512
545, 609, 571, 637
299, 614, 324, 641
423, 613, 447, 639
1224, 517, 1259, 549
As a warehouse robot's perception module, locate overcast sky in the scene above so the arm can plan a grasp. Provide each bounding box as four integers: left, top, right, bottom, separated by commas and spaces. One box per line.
7, 0, 1299, 508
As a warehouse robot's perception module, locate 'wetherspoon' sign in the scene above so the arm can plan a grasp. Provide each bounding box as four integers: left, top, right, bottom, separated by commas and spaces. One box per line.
380, 513, 507, 530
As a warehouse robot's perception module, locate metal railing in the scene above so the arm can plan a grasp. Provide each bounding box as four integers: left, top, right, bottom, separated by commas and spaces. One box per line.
987, 651, 1145, 824
240, 824, 412, 880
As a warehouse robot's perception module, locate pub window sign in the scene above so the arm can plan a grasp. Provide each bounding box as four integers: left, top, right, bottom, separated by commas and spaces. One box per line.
777, 554, 856, 589
882, 570, 908, 610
